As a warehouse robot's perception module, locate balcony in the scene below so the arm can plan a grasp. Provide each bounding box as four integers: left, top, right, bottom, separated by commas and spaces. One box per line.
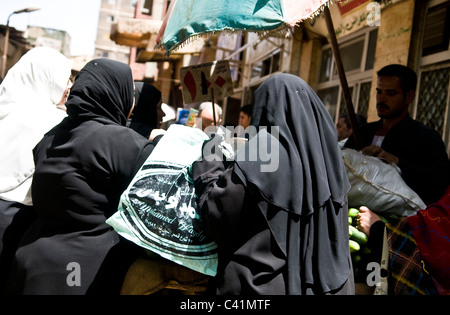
110, 18, 205, 62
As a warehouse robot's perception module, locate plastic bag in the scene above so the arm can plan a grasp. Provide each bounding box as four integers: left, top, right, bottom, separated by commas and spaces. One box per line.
341, 148, 426, 217
107, 124, 218, 276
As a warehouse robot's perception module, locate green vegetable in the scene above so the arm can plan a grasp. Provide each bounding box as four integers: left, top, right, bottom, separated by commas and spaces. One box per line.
348, 216, 353, 225
349, 225, 368, 245
348, 208, 359, 218
349, 240, 360, 253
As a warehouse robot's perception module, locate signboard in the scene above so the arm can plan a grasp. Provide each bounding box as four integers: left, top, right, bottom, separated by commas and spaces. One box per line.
337, 0, 372, 15
180, 60, 234, 104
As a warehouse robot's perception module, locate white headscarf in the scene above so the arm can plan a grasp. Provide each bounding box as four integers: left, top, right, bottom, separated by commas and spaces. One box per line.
0, 47, 73, 205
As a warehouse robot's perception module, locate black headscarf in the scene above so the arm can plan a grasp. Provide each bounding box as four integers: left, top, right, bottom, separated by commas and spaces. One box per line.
234, 73, 351, 294
66, 58, 134, 126
127, 82, 162, 138
6, 58, 155, 294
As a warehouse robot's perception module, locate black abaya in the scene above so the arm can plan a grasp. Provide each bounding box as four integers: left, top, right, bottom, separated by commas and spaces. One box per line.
6, 59, 155, 294
193, 73, 353, 295
127, 82, 162, 139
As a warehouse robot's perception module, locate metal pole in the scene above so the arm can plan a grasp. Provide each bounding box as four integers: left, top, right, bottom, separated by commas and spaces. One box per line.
323, 6, 362, 150
1, 8, 40, 78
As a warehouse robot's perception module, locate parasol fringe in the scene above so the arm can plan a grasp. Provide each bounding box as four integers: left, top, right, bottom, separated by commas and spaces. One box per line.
285, 0, 336, 28
158, 24, 291, 56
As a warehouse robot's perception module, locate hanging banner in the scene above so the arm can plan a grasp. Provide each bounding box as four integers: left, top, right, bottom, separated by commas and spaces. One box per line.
180, 60, 234, 104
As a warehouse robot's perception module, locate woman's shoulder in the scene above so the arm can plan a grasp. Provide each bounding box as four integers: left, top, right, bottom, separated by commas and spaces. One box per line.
79, 122, 152, 153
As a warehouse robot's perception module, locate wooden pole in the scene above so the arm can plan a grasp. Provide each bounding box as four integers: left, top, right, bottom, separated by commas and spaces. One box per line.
323, 6, 362, 150
211, 88, 217, 127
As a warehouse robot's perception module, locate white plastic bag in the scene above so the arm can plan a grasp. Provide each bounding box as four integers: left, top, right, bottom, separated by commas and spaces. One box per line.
107, 124, 218, 276
342, 149, 426, 217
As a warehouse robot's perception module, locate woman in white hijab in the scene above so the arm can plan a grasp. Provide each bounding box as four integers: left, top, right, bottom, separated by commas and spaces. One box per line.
0, 47, 72, 290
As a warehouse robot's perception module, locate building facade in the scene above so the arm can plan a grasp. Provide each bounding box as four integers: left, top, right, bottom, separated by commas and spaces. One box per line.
110, 0, 205, 108
94, 0, 137, 64
26, 26, 71, 57
0, 26, 30, 77
107, 0, 176, 81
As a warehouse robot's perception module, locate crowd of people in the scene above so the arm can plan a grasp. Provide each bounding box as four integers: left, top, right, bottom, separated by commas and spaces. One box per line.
0, 47, 449, 295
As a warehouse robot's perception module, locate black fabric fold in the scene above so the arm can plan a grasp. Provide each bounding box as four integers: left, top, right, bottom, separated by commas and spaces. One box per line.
233, 73, 352, 294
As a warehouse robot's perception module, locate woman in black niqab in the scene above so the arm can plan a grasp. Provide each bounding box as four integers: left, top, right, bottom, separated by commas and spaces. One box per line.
127, 82, 162, 138
192, 73, 353, 295
6, 59, 155, 295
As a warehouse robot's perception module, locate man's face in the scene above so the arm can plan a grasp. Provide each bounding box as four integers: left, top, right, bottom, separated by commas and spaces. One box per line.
336, 117, 351, 141
199, 112, 215, 131
199, 104, 220, 131
376, 75, 414, 120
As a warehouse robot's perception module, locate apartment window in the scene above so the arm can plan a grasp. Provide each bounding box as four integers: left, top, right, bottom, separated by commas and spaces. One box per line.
414, 0, 450, 154
250, 50, 282, 80
245, 49, 281, 108
422, 1, 450, 56
335, 40, 364, 73
317, 86, 339, 119
141, 0, 153, 16
317, 27, 378, 122
416, 68, 450, 133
